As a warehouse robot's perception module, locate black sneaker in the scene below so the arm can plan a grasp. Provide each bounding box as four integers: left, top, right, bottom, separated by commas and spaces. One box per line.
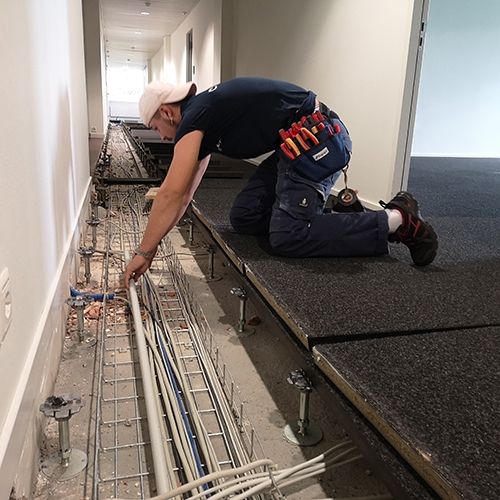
379, 191, 438, 266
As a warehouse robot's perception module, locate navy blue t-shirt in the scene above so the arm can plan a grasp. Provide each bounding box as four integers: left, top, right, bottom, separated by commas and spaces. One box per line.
175, 77, 316, 160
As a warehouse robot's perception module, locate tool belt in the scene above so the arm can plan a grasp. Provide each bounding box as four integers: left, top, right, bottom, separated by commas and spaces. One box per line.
277, 111, 352, 183
276, 109, 364, 215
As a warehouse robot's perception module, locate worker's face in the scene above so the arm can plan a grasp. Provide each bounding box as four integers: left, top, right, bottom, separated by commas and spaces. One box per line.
149, 105, 176, 141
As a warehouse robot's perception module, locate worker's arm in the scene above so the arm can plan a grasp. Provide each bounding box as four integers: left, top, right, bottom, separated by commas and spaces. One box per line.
125, 130, 210, 284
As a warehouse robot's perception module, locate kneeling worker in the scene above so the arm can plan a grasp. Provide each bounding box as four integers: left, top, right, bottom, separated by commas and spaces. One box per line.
125, 77, 438, 284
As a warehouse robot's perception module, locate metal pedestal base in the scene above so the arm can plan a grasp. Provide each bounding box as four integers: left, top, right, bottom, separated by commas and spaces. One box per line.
205, 247, 222, 282
68, 335, 97, 355
40, 448, 87, 481
283, 422, 323, 447
77, 335, 97, 348
233, 326, 255, 338
205, 275, 222, 283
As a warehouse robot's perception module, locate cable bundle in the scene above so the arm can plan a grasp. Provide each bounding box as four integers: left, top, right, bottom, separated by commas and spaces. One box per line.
109, 440, 364, 499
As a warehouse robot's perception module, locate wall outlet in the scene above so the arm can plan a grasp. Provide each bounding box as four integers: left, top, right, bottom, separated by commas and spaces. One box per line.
0, 268, 12, 345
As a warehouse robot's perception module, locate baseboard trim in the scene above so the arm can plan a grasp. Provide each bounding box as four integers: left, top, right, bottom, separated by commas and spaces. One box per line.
411, 154, 500, 159
0, 177, 92, 499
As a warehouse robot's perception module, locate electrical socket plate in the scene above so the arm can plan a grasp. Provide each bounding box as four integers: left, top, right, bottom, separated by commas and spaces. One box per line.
0, 268, 12, 345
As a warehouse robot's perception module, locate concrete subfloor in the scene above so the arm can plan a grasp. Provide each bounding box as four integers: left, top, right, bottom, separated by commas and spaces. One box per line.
32, 221, 390, 499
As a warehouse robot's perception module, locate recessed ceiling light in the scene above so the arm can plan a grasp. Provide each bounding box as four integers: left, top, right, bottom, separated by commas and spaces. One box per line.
140, 11, 150, 15
135, 31, 142, 35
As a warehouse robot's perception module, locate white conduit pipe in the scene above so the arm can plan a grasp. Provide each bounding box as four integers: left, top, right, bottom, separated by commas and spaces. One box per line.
207, 464, 323, 500
149, 293, 221, 475
278, 456, 363, 491
144, 319, 199, 484
107, 458, 274, 500
231, 446, 342, 500
144, 272, 239, 475
157, 270, 250, 467
127, 278, 170, 494
193, 453, 363, 500
187, 442, 356, 500
105, 430, 359, 500
152, 356, 199, 487
147, 347, 179, 491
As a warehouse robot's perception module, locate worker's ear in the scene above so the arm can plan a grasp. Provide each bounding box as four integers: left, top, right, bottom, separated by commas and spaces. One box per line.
158, 104, 173, 122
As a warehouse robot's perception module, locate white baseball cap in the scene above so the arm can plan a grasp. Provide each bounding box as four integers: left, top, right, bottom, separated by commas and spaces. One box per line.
138, 81, 197, 126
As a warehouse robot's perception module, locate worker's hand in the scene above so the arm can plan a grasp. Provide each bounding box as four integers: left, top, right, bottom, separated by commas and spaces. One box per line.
124, 251, 156, 286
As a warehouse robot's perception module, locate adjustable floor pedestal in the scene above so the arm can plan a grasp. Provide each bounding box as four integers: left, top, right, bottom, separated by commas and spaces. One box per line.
283, 369, 323, 446
231, 286, 255, 337
39, 395, 87, 481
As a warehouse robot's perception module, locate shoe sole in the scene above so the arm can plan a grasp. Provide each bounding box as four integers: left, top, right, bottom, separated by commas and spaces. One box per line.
411, 223, 438, 266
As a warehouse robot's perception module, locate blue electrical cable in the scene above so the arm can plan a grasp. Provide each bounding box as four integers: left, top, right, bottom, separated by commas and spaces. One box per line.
155, 319, 207, 481
70, 286, 115, 301
143, 278, 209, 489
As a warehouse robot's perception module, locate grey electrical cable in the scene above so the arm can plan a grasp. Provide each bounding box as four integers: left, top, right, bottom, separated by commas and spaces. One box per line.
147, 315, 219, 478
186, 440, 356, 500
183, 442, 357, 500
231, 446, 341, 500
146, 266, 251, 472
152, 355, 200, 494
147, 332, 198, 485
147, 345, 178, 491
105, 458, 274, 500
193, 452, 363, 500
276, 456, 364, 494
326, 447, 358, 464
141, 297, 199, 484
144, 274, 222, 475
158, 256, 252, 468
207, 463, 326, 500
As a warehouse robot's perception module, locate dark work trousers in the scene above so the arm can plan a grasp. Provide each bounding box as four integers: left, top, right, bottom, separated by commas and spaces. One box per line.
230, 103, 389, 258
230, 153, 389, 257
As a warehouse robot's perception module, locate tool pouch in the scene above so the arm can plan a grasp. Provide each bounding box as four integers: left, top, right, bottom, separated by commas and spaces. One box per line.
279, 118, 352, 183
274, 168, 325, 220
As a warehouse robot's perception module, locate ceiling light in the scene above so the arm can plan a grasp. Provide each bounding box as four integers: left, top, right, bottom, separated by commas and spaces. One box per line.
135, 31, 142, 35
140, 11, 150, 15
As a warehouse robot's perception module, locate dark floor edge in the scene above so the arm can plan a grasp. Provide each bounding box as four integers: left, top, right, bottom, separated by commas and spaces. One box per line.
309, 322, 500, 348
313, 367, 440, 500
189, 206, 500, 350
313, 348, 461, 500
186, 204, 444, 498
189, 206, 246, 274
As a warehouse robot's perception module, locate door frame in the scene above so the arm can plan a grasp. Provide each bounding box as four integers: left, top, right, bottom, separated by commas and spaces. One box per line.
392, 0, 430, 194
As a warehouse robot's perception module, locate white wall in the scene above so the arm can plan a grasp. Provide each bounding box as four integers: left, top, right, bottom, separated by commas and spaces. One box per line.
170, 0, 222, 91
220, 0, 235, 82
83, 0, 108, 136
230, 0, 423, 206
147, 0, 223, 91
0, 1, 91, 497
412, 0, 500, 157
150, 36, 171, 82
